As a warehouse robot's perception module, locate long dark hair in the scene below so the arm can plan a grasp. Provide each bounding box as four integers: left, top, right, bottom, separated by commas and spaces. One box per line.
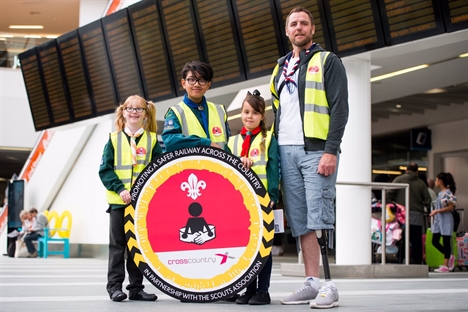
437, 172, 457, 194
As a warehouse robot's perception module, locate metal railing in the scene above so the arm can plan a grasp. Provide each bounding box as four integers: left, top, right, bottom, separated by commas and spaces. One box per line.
336, 181, 410, 265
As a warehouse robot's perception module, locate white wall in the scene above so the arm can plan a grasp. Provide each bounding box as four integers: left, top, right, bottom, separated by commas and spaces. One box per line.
0, 68, 39, 148
48, 118, 114, 244
429, 119, 468, 232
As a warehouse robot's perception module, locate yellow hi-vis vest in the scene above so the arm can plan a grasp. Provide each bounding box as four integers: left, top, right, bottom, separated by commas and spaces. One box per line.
228, 130, 273, 189
270, 51, 331, 140
106, 130, 157, 205
171, 101, 227, 148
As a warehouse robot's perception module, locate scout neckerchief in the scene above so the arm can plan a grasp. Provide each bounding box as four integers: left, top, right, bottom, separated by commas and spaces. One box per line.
282, 43, 316, 94
124, 126, 145, 166
240, 126, 261, 157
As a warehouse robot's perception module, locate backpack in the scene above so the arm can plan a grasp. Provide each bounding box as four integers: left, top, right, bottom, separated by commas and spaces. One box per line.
452, 209, 460, 232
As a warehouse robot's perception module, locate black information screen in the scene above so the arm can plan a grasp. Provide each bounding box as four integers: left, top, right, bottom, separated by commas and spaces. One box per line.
232, 0, 283, 78
37, 40, 71, 125
440, 0, 468, 32
129, 1, 175, 101
159, 0, 204, 95
192, 0, 244, 86
103, 9, 144, 103
57, 31, 94, 120
378, 0, 445, 46
18, 49, 51, 131
324, 0, 385, 57
276, 0, 331, 53
79, 20, 117, 115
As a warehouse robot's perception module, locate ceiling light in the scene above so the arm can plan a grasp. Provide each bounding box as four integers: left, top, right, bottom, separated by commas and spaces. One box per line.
459, 52, 468, 58
46, 35, 58, 39
395, 104, 401, 108
372, 170, 402, 175
0, 34, 14, 38
24, 35, 42, 38
424, 88, 446, 94
399, 166, 427, 171
0, 38, 5, 41
10, 25, 44, 29
370, 64, 429, 82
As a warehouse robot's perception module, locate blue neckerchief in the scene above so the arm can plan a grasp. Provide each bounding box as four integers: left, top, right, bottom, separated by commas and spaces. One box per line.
183, 94, 209, 136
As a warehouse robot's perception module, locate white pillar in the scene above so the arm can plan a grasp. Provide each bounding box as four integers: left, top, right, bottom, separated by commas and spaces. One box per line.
335, 56, 372, 265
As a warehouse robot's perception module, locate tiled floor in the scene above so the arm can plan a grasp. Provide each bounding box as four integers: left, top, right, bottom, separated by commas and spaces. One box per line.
1, 255, 467, 311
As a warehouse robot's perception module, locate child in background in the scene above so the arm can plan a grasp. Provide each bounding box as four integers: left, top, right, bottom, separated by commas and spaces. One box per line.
228, 90, 279, 305
430, 172, 457, 272
99, 95, 162, 301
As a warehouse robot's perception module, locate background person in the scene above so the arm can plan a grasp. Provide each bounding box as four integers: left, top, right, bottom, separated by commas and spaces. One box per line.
388, 163, 432, 264
99, 95, 162, 302
430, 172, 457, 272
270, 6, 349, 309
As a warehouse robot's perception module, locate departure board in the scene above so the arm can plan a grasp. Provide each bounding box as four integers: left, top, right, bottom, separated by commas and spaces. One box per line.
193, 0, 243, 86
79, 20, 117, 115
324, 0, 385, 57
57, 31, 94, 120
440, 0, 468, 32
159, 0, 204, 95
128, 1, 175, 101
231, 0, 283, 78
36, 40, 72, 125
102, 9, 144, 103
276, 0, 331, 53
18, 49, 52, 131
378, 0, 445, 46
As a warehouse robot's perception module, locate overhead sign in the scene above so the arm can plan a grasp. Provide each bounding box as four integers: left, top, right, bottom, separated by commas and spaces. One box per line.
127, 146, 274, 302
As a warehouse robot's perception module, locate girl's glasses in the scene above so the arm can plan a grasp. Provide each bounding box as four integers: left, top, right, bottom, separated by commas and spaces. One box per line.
125, 107, 145, 113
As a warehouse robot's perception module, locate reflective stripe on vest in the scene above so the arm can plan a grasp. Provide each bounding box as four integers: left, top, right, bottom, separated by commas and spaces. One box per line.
106, 131, 156, 205
227, 131, 273, 189
271, 51, 330, 140
172, 101, 227, 149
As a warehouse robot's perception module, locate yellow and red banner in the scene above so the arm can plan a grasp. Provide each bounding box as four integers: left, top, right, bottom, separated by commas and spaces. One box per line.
126, 146, 274, 302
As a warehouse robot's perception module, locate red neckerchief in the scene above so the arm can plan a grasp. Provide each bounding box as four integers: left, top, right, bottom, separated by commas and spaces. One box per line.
240, 126, 261, 157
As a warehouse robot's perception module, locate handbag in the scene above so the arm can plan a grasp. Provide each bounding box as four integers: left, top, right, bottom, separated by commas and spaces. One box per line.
14, 239, 29, 258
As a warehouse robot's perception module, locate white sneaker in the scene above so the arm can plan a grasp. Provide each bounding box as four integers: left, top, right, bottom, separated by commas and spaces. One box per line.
310, 281, 339, 309
281, 279, 320, 305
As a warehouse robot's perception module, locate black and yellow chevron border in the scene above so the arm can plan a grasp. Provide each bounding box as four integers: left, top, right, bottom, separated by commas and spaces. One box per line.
124, 204, 145, 267
125, 146, 276, 302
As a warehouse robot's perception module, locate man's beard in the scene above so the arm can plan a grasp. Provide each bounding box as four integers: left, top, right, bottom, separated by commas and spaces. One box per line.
290, 32, 313, 49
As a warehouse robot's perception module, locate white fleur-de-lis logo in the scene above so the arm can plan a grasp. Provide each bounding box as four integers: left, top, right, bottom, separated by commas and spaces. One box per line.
181, 173, 206, 200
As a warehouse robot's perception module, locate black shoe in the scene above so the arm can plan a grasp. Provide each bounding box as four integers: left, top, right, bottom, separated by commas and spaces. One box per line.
128, 290, 158, 301
223, 293, 240, 302
110, 290, 127, 302
248, 290, 271, 305
235, 291, 255, 304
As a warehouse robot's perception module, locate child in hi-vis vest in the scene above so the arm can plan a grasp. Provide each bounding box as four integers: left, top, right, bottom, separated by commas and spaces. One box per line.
228, 90, 280, 305
99, 95, 162, 302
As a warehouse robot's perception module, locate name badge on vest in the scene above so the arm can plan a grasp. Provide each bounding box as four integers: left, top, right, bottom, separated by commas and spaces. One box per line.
136, 147, 147, 157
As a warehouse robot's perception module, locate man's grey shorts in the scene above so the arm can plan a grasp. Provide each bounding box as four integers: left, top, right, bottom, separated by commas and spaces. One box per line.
279, 145, 339, 237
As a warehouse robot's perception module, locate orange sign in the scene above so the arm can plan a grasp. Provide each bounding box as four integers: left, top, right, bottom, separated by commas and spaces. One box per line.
20, 130, 54, 182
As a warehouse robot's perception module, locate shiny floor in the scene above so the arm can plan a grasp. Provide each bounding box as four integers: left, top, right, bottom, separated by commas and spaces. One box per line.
1, 255, 467, 312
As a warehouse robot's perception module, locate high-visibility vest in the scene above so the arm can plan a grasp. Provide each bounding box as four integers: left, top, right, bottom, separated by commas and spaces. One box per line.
171, 101, 227, 148
106, 130, 157, 205
228, 131, 273, 189
271, 51, 331, 140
